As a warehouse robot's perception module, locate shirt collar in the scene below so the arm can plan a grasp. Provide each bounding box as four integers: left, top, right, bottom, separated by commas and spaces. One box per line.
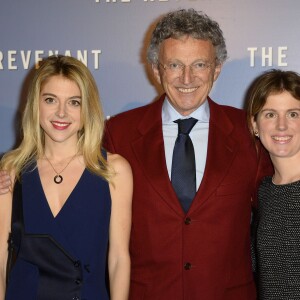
162, 96, 210, 124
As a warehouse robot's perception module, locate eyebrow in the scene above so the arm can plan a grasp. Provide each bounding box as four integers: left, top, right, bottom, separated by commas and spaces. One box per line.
41, 93, 82, 99
261, 108, 300, 112
166, 58, 210, 63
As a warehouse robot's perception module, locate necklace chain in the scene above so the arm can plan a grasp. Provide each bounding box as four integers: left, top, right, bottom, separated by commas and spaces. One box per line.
44, 153, 77, 184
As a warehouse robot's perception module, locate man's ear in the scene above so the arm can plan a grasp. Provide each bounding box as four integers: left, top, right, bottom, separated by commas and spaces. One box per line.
152, 64, 162, 85
213, 63, 222, 82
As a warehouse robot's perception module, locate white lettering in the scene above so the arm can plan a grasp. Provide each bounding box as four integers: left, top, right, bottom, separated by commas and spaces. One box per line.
247, 47, 257, 67
77, 50, 88, 66
248, 46, 288, 67
262, 47, 272, 67
8, 50, 17, 70
92, 50, 101, 69
35, 50, 44, 68
278, 46, 288, 67
48, 50, 60, 56
64, 50, 72, 57
0, 50, 102, 71
20, 50, 31, 69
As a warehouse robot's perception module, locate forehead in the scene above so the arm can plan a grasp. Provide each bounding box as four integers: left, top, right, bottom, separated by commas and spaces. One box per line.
41, 75, 81, 94
263, 91, 300, 110
159, 36, 215, 61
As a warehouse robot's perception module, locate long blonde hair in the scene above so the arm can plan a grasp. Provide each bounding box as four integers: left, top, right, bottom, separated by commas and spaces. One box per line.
1, 55, 113, 181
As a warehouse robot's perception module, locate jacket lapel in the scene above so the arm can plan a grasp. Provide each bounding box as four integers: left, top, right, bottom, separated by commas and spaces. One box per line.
131, 96, 240, 216
131, 96, 184, 217
189, 98, 239, 213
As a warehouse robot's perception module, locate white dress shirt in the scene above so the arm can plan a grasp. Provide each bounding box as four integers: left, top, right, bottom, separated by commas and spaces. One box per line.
162, 98, 209, 189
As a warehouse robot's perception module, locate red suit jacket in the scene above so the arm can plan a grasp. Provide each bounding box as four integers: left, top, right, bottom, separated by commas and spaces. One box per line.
104, 96, 272, 300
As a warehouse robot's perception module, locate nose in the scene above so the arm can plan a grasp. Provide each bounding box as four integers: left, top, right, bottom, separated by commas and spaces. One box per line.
181, 65, 195, 85
56, 102, 67, 118
276, 115, 288, 131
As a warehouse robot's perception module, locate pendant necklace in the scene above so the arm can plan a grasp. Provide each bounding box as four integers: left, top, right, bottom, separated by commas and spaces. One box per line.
44, 153, 77, 184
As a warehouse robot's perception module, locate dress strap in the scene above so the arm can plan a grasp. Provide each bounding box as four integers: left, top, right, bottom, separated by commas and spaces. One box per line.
6, 179, 23, 283
11, 179, 24, 229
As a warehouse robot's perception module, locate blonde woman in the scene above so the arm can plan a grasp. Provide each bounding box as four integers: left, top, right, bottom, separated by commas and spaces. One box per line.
0, 55, 132, 300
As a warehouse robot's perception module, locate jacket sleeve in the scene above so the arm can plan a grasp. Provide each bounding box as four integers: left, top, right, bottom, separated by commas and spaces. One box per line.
103, 119, 117, 154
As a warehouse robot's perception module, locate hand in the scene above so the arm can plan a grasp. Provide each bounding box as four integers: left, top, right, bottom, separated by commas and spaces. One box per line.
0, 170, 12, 194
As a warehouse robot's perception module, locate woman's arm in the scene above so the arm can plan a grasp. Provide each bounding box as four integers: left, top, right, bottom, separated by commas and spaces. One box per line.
0, 171, 12, 195
108, 153, 132, 300
0, 174, 13, 299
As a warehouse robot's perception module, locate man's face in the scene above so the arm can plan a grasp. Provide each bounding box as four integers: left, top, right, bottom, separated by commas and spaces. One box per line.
152, 36, 222, 116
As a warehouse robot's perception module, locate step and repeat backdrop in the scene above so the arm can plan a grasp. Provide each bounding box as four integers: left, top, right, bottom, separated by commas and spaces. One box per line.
1, 0, 299, 154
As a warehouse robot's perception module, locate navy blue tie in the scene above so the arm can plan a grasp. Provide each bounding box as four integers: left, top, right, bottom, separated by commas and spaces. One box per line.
171, 118, 197, 213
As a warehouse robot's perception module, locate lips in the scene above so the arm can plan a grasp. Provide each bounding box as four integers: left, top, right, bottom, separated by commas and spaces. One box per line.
51, 121, 71, 130
272, 135, 292, 142
177, 87, 198, 93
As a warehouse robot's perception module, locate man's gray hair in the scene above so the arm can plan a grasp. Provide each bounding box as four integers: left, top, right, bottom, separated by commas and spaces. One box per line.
147, 8, 228, 66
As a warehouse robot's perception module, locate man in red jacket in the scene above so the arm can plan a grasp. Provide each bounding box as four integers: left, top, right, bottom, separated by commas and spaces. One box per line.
1, 8, 272, 300
104, 9, 272, 299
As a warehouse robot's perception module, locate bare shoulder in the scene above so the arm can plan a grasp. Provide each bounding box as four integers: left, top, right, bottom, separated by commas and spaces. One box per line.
107, 152, 132, 175
107, 153, 133, 197
0, 169, 16, 196
0, 170, 15, 225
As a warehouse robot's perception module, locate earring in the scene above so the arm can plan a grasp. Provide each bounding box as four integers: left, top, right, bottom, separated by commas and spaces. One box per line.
254, 130, 259, 138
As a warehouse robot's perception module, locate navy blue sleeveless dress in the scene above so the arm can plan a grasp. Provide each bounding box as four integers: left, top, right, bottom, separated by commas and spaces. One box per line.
5, 159, 111, 300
